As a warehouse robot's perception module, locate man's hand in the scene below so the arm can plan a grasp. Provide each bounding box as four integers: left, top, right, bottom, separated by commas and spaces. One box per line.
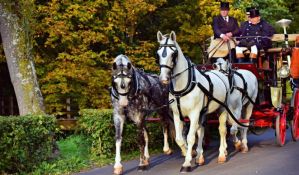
226, 32, 233, 38
221, 35, 230, 42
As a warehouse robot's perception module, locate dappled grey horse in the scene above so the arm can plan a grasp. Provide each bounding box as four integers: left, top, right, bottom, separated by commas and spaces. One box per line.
110, 54, 174, 175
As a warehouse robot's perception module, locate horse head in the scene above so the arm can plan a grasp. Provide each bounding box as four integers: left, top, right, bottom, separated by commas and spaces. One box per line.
112, 54, 134, 107
156, 31, 179, 85
213, 58, 229, 72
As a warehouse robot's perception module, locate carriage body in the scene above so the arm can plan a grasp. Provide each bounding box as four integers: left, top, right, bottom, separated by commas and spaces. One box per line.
202, 33, 299, 146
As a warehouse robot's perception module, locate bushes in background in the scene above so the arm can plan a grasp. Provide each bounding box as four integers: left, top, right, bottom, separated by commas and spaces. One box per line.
78, 109, 165, 158
0, 115, 57, 174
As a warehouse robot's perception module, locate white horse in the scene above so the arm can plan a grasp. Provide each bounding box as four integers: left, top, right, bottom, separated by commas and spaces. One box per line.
157, 31, 231, 172
213, 57, 258, 152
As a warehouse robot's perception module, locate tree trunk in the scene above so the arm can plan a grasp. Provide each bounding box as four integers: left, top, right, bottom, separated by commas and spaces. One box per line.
0, 2, 45, 115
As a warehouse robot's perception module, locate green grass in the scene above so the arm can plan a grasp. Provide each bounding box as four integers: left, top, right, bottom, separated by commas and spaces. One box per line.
30, 134, 92, 175
29, 134, 167, 175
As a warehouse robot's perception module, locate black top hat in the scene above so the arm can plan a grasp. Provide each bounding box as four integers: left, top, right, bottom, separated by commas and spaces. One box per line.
249, 8, 260, 18
246, 7, 252, 15
220, 2, 230, 10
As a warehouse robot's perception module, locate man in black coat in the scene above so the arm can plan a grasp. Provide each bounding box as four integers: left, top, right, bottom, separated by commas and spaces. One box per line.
236, 8, 275, 63
211, 2, 240, 61
212, 2, 240, 41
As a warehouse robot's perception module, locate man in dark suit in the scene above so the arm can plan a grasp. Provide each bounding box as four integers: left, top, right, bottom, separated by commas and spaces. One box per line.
211, 2, 240, 62
236, 8, 275, 63
212, 2, 240, 41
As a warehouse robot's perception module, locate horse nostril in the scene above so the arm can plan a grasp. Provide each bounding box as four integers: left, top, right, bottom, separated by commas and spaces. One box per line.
121, 83, 125, 89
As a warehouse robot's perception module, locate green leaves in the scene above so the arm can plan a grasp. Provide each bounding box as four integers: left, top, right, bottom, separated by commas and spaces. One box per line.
77, 109, 164, 158
0, 115, 57, 173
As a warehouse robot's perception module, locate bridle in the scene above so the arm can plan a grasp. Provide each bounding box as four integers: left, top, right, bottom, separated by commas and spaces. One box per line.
111, 64, 137, 98
156, 38, 178, 70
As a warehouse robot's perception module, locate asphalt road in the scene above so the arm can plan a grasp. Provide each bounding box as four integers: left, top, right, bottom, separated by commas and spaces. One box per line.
76, 128, 299, 175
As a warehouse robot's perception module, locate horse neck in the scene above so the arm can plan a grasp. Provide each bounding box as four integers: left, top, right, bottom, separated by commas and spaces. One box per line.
171, 50, 190, 91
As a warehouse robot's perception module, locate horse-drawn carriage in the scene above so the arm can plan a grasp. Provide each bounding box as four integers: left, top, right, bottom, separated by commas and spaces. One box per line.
110, 19, 299, 174
154, 19, 299, 172
203, 19, 299, 146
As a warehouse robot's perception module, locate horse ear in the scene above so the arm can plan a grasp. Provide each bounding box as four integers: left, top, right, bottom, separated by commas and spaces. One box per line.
157, 31, 163, 42
127, 62, 132, 70
170, 31, 176, 42
112, 62, 117, 70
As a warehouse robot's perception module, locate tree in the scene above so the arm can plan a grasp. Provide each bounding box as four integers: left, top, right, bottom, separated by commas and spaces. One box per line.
0, 1, 45, 115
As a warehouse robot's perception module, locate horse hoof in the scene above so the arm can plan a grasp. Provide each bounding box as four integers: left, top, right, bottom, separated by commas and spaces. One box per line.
180, 166, 192, 173
137, 165, 149, 172
241, 147, 248, 153
195, 156, 205, 165
234, 141, 242, 151
164, 149, 173, 155
217, 156, 226, 164
113, 167, 123, 175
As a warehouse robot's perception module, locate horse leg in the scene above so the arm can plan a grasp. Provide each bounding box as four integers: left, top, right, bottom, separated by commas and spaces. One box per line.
173, 113, 187, 157
195, 125, 205, 165
229, 100, 243, 152
218, 111, 227, 163
181, 114, 199, 172
113, 115, 125, 175
162, 125, 173, 155
240, 103, 254, 153
137, 124, 150, 171
231, 124, 242, 151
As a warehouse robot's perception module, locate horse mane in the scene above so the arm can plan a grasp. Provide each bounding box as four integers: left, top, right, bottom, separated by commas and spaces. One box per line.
173, 40, 185, 60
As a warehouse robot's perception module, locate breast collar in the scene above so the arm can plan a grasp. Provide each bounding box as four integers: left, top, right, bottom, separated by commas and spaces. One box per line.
169, 57, 196, 97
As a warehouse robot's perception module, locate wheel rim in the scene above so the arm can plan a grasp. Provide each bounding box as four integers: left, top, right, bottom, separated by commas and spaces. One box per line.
280, 111, 287, 145
292, 90, 299, 140
276, 108, 287, 146
293, 113, 299, 140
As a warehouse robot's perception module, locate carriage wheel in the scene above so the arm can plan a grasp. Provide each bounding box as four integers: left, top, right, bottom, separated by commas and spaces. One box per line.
275, 110, 287, 146
291, 90, 299, 141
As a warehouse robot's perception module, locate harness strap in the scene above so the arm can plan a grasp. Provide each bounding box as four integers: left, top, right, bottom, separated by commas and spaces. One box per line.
198, 70, 214, 126
110, 87, 119, 100
175, 96, 185, 121
196, 81, 250, 128
169, 58, 197, 121
231, 70, 256, 105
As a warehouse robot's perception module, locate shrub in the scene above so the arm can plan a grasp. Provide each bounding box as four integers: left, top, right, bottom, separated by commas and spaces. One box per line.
0, 115, 57, 174
78, 109, 165, 158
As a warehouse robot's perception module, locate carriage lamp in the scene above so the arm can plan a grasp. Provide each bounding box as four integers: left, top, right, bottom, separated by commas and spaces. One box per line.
276, 19, 292, 68
277, 65, 290, 78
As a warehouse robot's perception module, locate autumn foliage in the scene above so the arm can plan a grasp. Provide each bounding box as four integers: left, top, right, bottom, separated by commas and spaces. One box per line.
1, 0, 297, 115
